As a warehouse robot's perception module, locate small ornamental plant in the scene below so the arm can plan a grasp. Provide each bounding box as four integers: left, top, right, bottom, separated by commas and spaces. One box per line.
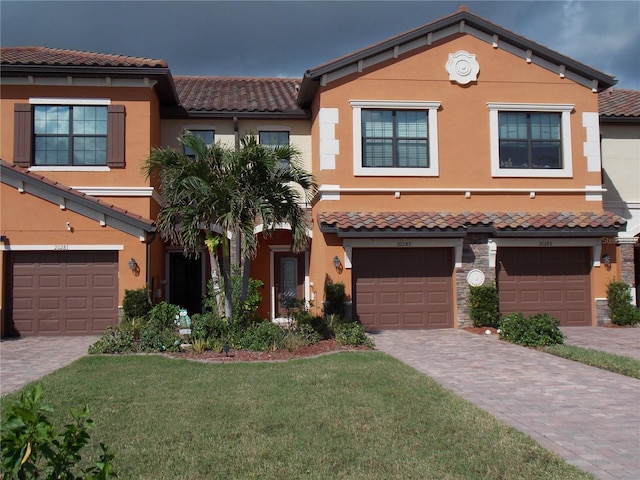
498, 313, 564, 347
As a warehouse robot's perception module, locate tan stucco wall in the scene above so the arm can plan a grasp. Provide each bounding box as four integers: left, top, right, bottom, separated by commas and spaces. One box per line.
601, 123, 640, 237
160, 118, 312, 173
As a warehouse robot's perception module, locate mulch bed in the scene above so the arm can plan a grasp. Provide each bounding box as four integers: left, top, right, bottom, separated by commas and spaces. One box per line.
164, 339, 371, 363
463, 326, 499, 336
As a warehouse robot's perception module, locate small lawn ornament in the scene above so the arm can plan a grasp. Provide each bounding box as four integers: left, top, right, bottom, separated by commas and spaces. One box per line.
176, 309, 192, 335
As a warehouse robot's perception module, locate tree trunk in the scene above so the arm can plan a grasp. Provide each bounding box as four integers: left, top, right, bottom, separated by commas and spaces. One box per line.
241, 254, 251, 303
221, 237, 233, 321
205, 234, 224, 317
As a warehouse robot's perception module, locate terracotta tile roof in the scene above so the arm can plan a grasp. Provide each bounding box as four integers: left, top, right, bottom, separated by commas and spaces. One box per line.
174, 76, 303, 113
599, 88, 640, 118
0, 46, 167, 68
0, 160, 155, 232
318, 211, 625, 234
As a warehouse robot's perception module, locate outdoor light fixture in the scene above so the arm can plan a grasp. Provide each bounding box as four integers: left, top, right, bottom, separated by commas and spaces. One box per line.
601, 253, 612, 270
333, 255, 341, 269
128, 258, 138, 272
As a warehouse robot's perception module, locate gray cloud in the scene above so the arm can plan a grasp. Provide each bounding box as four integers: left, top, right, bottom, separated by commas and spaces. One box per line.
2, 1, 638, 88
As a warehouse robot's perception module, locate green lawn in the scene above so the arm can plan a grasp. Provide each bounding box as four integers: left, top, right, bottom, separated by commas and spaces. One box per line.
544, 344, 640, 379
1, 353, 593, 480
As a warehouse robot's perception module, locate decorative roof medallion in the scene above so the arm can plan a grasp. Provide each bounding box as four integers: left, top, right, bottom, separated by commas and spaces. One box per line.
446, 50, 480, 85
466, 269, 485, 287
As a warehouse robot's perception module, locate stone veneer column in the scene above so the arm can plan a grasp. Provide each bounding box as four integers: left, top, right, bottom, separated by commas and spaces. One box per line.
618, 238, 638, 289
456, 234, 494, 328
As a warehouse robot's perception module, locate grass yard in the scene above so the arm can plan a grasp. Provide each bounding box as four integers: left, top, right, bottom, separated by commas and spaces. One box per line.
1, 352, 593, 480
544, 344, 640, 379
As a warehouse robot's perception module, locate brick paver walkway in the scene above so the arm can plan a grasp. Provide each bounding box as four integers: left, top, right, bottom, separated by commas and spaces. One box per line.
373, 329, 640, 480
1, 336, 98, 396
561, 326, 640, 361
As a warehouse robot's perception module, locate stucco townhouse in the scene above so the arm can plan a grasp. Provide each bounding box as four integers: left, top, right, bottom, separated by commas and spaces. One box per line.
1, 7, 636, 337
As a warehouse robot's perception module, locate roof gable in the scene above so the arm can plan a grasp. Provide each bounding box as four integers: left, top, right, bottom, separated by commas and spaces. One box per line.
298, 7, 616, 106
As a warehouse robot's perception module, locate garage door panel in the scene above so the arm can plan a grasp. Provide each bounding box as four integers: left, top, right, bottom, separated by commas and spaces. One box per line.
7, 251, 118, 336
498, 247, 591, 326
404, 292, 424, 304
353, 248, 453, 330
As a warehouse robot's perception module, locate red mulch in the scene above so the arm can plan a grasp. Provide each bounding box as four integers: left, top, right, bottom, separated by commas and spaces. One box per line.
463, 326, 499, 336
164, 339, 370, 363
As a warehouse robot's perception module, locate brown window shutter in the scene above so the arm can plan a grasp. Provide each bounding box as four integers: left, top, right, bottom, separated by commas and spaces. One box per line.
107, 105, 126, 168
13, 104, 32, 167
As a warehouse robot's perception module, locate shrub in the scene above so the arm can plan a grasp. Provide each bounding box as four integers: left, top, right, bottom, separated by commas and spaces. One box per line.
148, 302, 181, 331
1, 384, 116, 479
122, 287, 151, 322
335, 322, 374, 348
88, 324, 139, 354
190, 312, 228, 341
231, 268, 264, 324
468, 283, 499, 327
233, 321, 287, 351
499, 312, 564, 347
139, 327, 182, 352
324, 282, 346, 319
190, 338, 208, 354
607, 281, 640, 326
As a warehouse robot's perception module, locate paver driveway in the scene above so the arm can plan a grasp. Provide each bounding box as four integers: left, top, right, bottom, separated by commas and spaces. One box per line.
373, 329, 640, 480
0, 336, 98, 396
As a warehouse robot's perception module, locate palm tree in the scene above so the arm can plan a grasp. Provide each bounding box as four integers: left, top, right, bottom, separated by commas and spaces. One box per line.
144, 132, 316, 321
144, 132, 229, 317
228, 135, 316, 301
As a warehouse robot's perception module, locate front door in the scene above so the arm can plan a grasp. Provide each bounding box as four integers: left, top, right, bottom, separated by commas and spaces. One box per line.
274, 252, 304, 317
169, 252, 203, 315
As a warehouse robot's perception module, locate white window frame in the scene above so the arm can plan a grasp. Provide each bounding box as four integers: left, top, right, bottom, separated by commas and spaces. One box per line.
488, 102, 574, 178
351, 100, 440, 177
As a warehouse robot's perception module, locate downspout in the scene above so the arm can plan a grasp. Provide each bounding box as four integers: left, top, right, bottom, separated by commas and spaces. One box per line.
144, 231, 157, 304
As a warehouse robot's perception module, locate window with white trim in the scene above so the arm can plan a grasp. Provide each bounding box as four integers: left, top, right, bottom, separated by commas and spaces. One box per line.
351, 100, 440, 177
488, 103, 574, 178
34, 105, 108, 166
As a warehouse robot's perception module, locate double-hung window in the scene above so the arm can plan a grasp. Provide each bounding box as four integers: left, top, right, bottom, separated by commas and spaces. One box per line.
488, 103, 573, 178
259, 130, 290, 168
498, 112, 562, 169
351, 101, 440, 177
183, 130, 215, 158
34, 105, 108, 166
13, 99, 125, 170
362, 110, 428, 168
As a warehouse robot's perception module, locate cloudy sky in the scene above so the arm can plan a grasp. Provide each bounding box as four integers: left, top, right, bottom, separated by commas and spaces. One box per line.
2, 1, 638, 89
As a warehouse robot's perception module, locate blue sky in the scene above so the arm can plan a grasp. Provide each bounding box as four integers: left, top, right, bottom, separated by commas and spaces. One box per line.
2, 1, 638, 89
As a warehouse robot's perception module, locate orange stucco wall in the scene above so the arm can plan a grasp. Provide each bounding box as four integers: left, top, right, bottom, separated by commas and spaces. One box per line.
0, 185, 149, 300
308, 33, 610, 322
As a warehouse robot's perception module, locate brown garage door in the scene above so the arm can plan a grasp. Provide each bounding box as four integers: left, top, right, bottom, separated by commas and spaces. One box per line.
497, 247, 591, 326
7, 251, 118, 336
352, 248, 454, 330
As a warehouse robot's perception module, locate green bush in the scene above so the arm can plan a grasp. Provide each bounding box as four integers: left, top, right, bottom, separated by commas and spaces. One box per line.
190, 312, 228, 341
324, 282, 346, 319
148, 302, 181, 331
335, 322, 374, 348
233, 321, 287, 351
468, 283, 499, 327
1, 384, 116, 480
231, 269, 264, 325
606, 281, 640, 326
88, 324, 140, 354
499, 313, 564, 347
122, 287, 151, 322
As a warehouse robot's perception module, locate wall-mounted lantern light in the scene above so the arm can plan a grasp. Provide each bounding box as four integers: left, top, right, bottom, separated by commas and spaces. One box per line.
128, 258, 138, 272
333, 255, 341, 270
601, 253, 612, 270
